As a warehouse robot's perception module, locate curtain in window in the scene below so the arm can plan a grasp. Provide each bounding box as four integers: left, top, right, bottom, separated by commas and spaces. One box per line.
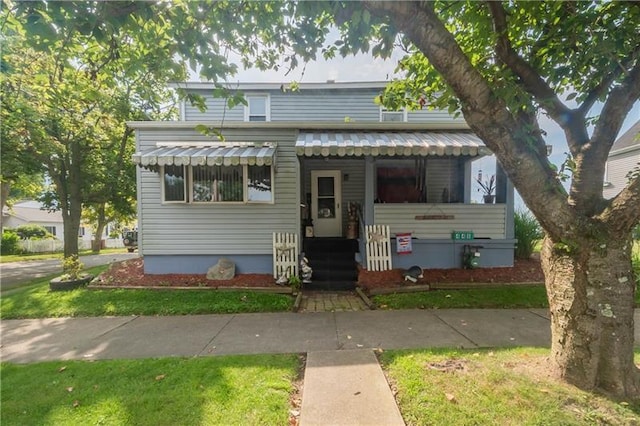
164, 165, 185, 202
193, 165, 243, 202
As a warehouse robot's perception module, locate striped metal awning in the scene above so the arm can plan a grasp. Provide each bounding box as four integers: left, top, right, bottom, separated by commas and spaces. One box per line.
132, 142, 277, 167
295, 132, 490, 157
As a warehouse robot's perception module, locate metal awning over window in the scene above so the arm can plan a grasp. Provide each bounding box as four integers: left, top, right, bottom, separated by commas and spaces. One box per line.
132, 142, 277, 167
295, 132, 490, 157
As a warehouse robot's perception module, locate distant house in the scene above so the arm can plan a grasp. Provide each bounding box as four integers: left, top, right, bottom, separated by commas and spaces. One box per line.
604, 120, 640, 199
129, 81, 516, 289
2, 200, 92, 242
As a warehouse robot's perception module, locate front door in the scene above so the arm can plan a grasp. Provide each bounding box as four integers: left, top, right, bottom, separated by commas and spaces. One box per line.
311, 170, 342, 237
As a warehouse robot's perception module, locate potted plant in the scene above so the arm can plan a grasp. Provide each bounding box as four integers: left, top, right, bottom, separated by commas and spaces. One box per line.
49, 255, 94, 291
476, 171, 496, 203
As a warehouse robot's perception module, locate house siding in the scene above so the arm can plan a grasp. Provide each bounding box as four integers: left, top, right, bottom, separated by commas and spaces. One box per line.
136, 128, 299, 264
183, 88, 466, 125
604, 150, 640, 199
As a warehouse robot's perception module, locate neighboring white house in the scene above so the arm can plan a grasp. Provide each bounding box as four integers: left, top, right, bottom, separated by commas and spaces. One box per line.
604, 120, 640, 199
2, 200, 94, 242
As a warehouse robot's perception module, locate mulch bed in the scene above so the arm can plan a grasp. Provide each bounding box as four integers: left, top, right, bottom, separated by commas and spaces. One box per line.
93, 257, 544, 290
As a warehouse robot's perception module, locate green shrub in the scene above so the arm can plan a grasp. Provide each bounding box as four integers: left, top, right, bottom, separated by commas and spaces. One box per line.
1, 230, 21, 255
632, 224, 640, 241
15, 224, 53, 240
514, 209, 543, 259
62, 255, 84, 280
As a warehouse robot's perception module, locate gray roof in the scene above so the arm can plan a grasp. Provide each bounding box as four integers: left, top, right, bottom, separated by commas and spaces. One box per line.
611, 120, 640, 153
295, 131, 490, 157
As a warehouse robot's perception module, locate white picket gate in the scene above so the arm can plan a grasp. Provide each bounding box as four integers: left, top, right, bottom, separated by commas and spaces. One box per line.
365, 225, 392, 271
272, 232, 298, 279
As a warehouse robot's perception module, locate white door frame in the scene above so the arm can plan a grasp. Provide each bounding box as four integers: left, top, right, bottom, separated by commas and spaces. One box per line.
311, 170, 342, 237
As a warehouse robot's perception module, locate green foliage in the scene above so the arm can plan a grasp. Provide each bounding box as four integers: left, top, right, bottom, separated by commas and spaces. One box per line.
633, 224, 640, 241
288, 275, 302, 290
514, 209, 544, 259
1, 355, 299, 426
61, 255, 84, 280
1, 230, 21, 255
14, 224, 52, 240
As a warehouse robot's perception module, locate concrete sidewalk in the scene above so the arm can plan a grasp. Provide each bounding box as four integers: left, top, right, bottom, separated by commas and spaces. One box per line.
0, 309, 556, 363
4, 309, 638, 425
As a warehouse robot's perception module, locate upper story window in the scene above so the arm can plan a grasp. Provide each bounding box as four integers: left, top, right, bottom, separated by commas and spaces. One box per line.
245, 94, 270, 122
380, 107, 407, 122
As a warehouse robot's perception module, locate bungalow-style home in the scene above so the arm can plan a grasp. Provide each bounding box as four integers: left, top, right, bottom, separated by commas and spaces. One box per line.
129, 81, 516, 290
2, 200, 100, 252
603, 120, 640, 199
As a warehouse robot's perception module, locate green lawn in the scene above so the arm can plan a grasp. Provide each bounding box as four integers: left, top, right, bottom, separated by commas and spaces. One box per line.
380, 348, 640, 425
1, 265, 293, 319
1, 355, 299, 426
374, 286, 550, 310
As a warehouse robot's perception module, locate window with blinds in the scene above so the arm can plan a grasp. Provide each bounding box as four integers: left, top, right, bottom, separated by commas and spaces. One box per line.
162, 164, 273, 203
192, 165, 243, 202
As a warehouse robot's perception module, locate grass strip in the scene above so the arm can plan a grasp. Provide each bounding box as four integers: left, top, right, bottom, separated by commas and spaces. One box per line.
1, 265, 293, 319
373, 286, 550, 310
1, 355, 299, 426
380, 347, 640, 425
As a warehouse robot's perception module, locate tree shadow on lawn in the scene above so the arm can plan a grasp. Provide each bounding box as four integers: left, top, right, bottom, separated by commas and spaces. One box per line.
1, 355, 299, 426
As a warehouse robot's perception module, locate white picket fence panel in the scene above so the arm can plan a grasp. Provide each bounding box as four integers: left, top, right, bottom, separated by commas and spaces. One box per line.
17, 238, 124, 253
365, 225, 392, 271
272, 232, 298, 279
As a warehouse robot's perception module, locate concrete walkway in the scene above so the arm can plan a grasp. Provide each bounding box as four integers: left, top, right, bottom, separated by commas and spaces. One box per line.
5, 309, 638, 424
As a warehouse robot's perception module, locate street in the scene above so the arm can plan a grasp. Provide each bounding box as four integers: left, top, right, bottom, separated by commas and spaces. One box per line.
0, 253, 137, 291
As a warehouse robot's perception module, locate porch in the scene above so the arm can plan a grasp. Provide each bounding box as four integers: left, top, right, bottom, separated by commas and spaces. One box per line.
296, 130, 516, 273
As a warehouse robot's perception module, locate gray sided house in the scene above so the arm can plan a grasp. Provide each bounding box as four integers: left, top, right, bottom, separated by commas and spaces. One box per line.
604, 120, 640, 199
129, 82, 516, 288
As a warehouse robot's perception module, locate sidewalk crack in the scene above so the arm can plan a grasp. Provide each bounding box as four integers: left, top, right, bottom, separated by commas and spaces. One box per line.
94, 315, 140, 339
431, 312, 479, 347
197, 315, 235, 356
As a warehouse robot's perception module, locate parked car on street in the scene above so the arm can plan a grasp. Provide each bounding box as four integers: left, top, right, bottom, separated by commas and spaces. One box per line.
122, 230, 138, 253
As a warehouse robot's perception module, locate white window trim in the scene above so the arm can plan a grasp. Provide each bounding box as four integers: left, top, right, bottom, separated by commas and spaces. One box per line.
244, 93, 271, 122
179, 99, 186, 121
379, 107, 408, 122
161, 165, 188, 204
188, 164, 275, 205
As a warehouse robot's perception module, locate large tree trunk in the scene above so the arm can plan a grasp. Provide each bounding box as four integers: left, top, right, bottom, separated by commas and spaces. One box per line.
0, 181, 10, 235
62, 202, 82, 258
92, 203, 107, 253
541, 236, 640, 397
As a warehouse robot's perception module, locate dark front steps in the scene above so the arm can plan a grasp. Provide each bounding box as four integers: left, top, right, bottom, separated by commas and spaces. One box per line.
303, 238, 358, 291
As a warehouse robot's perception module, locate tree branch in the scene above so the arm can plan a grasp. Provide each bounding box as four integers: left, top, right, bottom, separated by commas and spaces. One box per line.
486, 1, 588, 155
363, 0, 574, 239
578, 43, 640, 116
590, 59, 640, 157
600, 173, 640, 236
